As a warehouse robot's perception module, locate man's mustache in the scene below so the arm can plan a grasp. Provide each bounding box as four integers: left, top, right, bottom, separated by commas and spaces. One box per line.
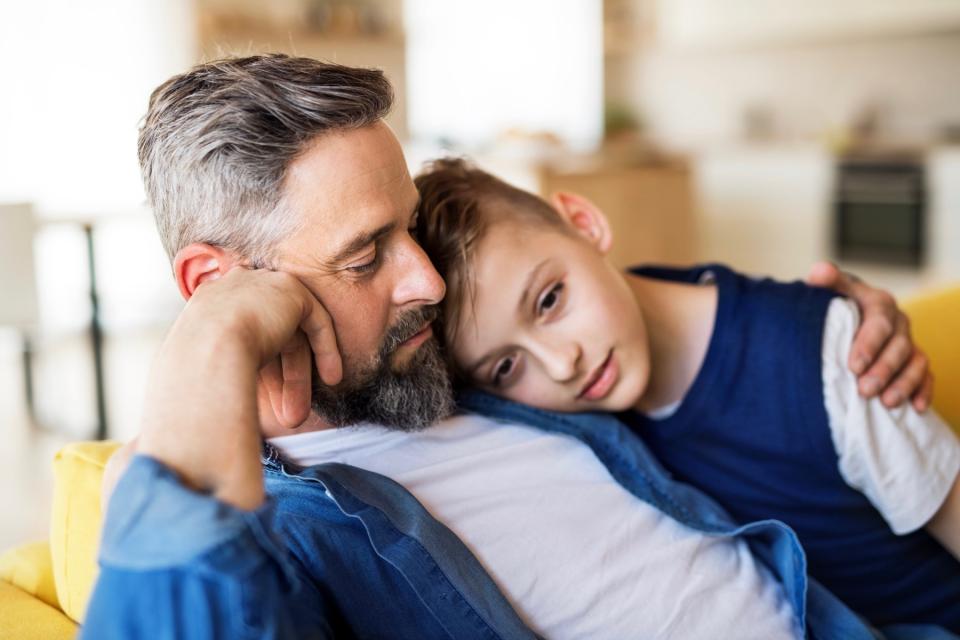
380, 305, 440, 357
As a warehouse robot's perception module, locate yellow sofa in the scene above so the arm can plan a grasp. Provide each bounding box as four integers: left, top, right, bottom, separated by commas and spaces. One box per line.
2, 284, 958, 638
0, 441, 121, 639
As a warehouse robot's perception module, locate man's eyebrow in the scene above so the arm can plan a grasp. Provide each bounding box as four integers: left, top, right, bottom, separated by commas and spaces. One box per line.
330, 222, 395, 264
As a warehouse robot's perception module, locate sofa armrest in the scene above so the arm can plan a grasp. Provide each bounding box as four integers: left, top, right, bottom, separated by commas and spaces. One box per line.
0, 580, 77, 640
0, 540, 60, 610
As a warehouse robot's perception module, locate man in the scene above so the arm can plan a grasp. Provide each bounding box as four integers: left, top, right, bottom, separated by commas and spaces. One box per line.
85, 55, 943, 639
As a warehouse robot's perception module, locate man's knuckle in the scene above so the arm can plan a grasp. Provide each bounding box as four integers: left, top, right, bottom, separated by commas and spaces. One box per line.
876, 290, 896, 307
871, 362, 892, 380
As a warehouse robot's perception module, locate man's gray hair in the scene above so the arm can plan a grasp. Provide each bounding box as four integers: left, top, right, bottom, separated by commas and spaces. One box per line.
139, 54, 394, 264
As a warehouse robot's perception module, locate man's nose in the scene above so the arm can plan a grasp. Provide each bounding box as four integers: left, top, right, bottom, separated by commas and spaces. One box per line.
392, 236, 446, 307
529, 335, 582, 383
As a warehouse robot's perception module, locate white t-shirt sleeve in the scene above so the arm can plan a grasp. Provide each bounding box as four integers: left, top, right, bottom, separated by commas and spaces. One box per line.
821, 297, 960, 534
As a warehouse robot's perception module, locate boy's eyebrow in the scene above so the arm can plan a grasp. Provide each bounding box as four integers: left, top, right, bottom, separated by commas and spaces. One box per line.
468, 352, 494, 376
465, 258, 552, 375
518, 259, 551, 312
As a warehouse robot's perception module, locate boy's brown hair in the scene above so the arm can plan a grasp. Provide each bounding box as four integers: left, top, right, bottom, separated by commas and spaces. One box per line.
415, 157, 568, 373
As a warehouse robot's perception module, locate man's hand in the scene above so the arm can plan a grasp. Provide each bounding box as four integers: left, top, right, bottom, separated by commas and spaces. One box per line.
135, 268, 342, 510
807, 261, 932, 412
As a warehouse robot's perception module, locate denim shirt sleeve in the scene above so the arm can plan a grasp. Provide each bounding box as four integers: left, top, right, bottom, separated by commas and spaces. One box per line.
80, 455, 330, 640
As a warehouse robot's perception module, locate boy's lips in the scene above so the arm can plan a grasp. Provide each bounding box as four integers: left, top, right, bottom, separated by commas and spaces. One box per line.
579, 350, 618, 401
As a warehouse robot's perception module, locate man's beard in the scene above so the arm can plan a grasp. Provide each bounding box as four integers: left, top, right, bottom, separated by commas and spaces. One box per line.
310, 306, 454, 431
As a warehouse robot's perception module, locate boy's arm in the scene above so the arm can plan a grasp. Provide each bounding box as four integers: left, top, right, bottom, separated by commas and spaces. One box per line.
928, 474, 960, 560
807, 261, 932, 412
823, 298, 960, 539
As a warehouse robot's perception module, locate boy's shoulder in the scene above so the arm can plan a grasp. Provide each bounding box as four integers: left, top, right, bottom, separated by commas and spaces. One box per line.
630, 262, 839, 322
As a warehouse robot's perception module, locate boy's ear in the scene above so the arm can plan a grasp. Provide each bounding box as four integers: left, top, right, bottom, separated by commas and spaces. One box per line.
549, 192, 613, 254
173, 243, 243, 301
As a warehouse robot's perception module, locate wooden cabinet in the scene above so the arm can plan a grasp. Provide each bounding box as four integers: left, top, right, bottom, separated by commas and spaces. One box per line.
194, 1, 408, 139
537, 159, 696, 269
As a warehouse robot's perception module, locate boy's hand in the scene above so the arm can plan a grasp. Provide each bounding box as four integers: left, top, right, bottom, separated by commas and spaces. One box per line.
807, 261, 932, 412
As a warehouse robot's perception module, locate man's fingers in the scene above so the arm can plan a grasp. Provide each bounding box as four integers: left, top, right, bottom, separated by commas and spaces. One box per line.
849, 305, 896, 377
299, 294, 343, 386
912, 371, 934, 413
259, 359, 285, 424
880, 349, 928, 409
805, 261, 847, 293
280, 332, 312, 427
858, 323, 912, 399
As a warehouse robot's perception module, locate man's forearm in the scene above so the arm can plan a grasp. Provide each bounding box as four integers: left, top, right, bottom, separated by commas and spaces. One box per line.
83, 456, 326, 639
137, 319, 266, 510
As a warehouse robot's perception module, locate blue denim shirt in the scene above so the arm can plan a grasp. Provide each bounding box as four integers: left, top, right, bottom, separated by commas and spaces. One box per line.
81, 393, 956, 639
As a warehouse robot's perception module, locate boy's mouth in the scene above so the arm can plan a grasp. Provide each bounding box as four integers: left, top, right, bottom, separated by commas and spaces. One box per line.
578, 350, 617, 401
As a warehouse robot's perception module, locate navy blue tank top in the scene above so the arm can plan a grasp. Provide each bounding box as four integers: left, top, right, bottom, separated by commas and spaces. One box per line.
621, 264, 960, 630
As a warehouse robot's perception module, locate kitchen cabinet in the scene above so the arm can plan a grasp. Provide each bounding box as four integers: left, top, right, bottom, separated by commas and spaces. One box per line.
538, 159, 697, 269
655, 0, 960, 50
692, 144, 833, 280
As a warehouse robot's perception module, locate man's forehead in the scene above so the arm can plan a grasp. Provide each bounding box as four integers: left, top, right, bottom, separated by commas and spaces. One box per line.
285, 125, 409, 202
280, 124, 416, 255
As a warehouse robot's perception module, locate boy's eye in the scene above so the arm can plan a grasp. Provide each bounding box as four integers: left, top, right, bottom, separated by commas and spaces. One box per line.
538, 283, 564, 315
492, 355, 517, 387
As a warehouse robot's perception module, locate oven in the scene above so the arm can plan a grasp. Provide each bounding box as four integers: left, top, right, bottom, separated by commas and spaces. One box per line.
833, 154, 926, 267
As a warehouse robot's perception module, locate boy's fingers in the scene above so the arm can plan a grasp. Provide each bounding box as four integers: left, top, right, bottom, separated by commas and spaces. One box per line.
880, 348, 928, 408
280, 331, 312, 427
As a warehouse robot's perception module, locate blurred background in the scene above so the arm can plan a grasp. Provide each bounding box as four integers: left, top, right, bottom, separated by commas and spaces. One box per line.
1, 0, 959, 548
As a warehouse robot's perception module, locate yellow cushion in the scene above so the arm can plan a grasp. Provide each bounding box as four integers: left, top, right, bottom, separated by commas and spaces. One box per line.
0, 540, 60, 610
50, 440, 121, 624
0, 580, 77, 640
903, 284, 960, 432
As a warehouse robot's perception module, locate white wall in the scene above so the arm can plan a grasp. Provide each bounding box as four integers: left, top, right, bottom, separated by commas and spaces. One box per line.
0, 1, 195, 435
626, 31, 960, 151
404, 0, 604, 151
0, 0, 195, 216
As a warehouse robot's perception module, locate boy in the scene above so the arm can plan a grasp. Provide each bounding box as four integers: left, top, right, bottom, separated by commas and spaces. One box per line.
415, 157, 960, 631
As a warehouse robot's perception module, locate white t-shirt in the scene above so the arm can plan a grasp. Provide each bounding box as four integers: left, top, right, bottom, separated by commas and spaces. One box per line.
270, 415, 801, 640
821, 298, 960, 534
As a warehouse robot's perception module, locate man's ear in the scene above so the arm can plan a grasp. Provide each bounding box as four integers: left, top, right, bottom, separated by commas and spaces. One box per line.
549, 192, 613, 253
173, 243, 242, 301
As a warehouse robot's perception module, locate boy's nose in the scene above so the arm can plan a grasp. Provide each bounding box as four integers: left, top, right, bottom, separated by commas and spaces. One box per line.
532, 338, 582, 383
